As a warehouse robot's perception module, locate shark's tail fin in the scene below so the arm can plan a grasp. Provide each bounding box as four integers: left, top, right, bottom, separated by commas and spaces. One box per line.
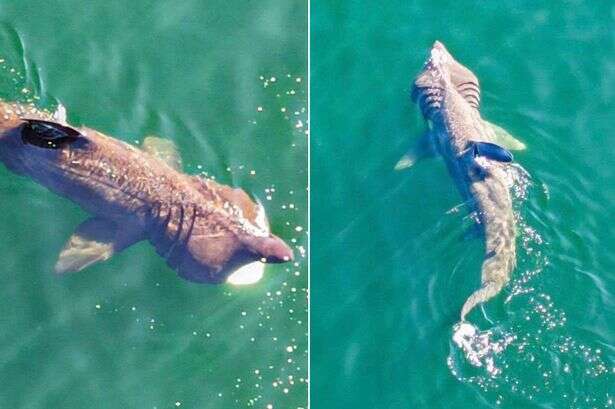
460, 280, 504, 321
461, 207, 516, 321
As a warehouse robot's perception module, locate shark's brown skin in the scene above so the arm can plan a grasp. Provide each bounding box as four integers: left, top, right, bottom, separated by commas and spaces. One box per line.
0, 100, 293, 283
407, 42, 523, 321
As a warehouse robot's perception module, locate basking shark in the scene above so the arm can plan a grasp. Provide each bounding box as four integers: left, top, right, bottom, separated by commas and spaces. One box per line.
0, 100, 293, 284
397, 41, 526, 321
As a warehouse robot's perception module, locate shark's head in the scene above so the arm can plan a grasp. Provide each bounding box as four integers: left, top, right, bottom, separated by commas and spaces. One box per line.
215, 185, 294, 264
414, 41, 454, 87
172, 182, 293, 285
412, 41, 481, 114
228, 193, 294, 288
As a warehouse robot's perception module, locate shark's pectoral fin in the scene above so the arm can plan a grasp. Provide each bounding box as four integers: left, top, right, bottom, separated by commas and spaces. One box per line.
394, 152, 417, 170
470, 141, 514, 163
55, 218, 145, 274
55, 238, 114, 274
395, 130, 436, 171
141, 136, 182, 171
483, 120, 526, 151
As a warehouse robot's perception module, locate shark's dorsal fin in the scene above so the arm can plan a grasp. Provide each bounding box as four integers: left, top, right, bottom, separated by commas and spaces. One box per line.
471, 141, 513, 163
55, 217, 144, 274
21, 119, 82, 149
142, 136, 182, 171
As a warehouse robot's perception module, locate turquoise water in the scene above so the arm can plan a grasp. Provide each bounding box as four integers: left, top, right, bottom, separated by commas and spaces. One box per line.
312, 2, 614, 408
0, 1, 307, 408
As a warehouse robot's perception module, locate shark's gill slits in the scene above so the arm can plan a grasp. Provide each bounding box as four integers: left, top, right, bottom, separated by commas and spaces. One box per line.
150, 202, 192, 272
410, 84, 422, 103
456, 81, 481, 108
413, 86, 444, 120
164, 204, 186, 260
166, 205, 196, 267
152, 201, 173, 241
185, 204, 199, 246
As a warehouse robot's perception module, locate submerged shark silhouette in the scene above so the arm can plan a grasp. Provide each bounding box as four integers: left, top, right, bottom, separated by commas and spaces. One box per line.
398, 42, 527, 320
0, 100, 293, 284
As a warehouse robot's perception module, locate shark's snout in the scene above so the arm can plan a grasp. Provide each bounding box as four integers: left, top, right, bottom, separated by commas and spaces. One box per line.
428, 40, 451, 67
431, 40, 445, 51
259, 235, 294, 263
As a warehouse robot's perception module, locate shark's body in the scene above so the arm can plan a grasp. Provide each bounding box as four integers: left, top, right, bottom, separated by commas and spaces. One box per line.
400, 42, 526, 321
0, 100, 293, 283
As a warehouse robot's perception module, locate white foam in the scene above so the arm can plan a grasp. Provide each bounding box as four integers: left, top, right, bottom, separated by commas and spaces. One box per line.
452, 321, 515, 377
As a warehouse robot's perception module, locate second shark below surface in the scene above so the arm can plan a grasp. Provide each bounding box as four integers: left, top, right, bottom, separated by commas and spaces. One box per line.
0, 101, 293, 285
397, 41, 528, 321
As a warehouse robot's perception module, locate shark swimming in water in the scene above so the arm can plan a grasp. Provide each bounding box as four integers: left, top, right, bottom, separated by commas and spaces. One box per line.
0, 100, 293, 284
397, 41, 527, 321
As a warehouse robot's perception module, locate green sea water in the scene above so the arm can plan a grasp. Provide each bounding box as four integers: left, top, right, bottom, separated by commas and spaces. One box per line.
0, 1, 307, 408
313, 2, 614, 409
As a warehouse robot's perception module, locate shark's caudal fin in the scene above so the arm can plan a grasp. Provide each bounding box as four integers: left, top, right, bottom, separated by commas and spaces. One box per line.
55, 217, 145, 274
460, 280, 504, 321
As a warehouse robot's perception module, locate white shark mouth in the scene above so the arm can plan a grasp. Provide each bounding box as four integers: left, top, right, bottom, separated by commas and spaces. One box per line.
226, 260, 265, 285
227, 199, 270, 285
